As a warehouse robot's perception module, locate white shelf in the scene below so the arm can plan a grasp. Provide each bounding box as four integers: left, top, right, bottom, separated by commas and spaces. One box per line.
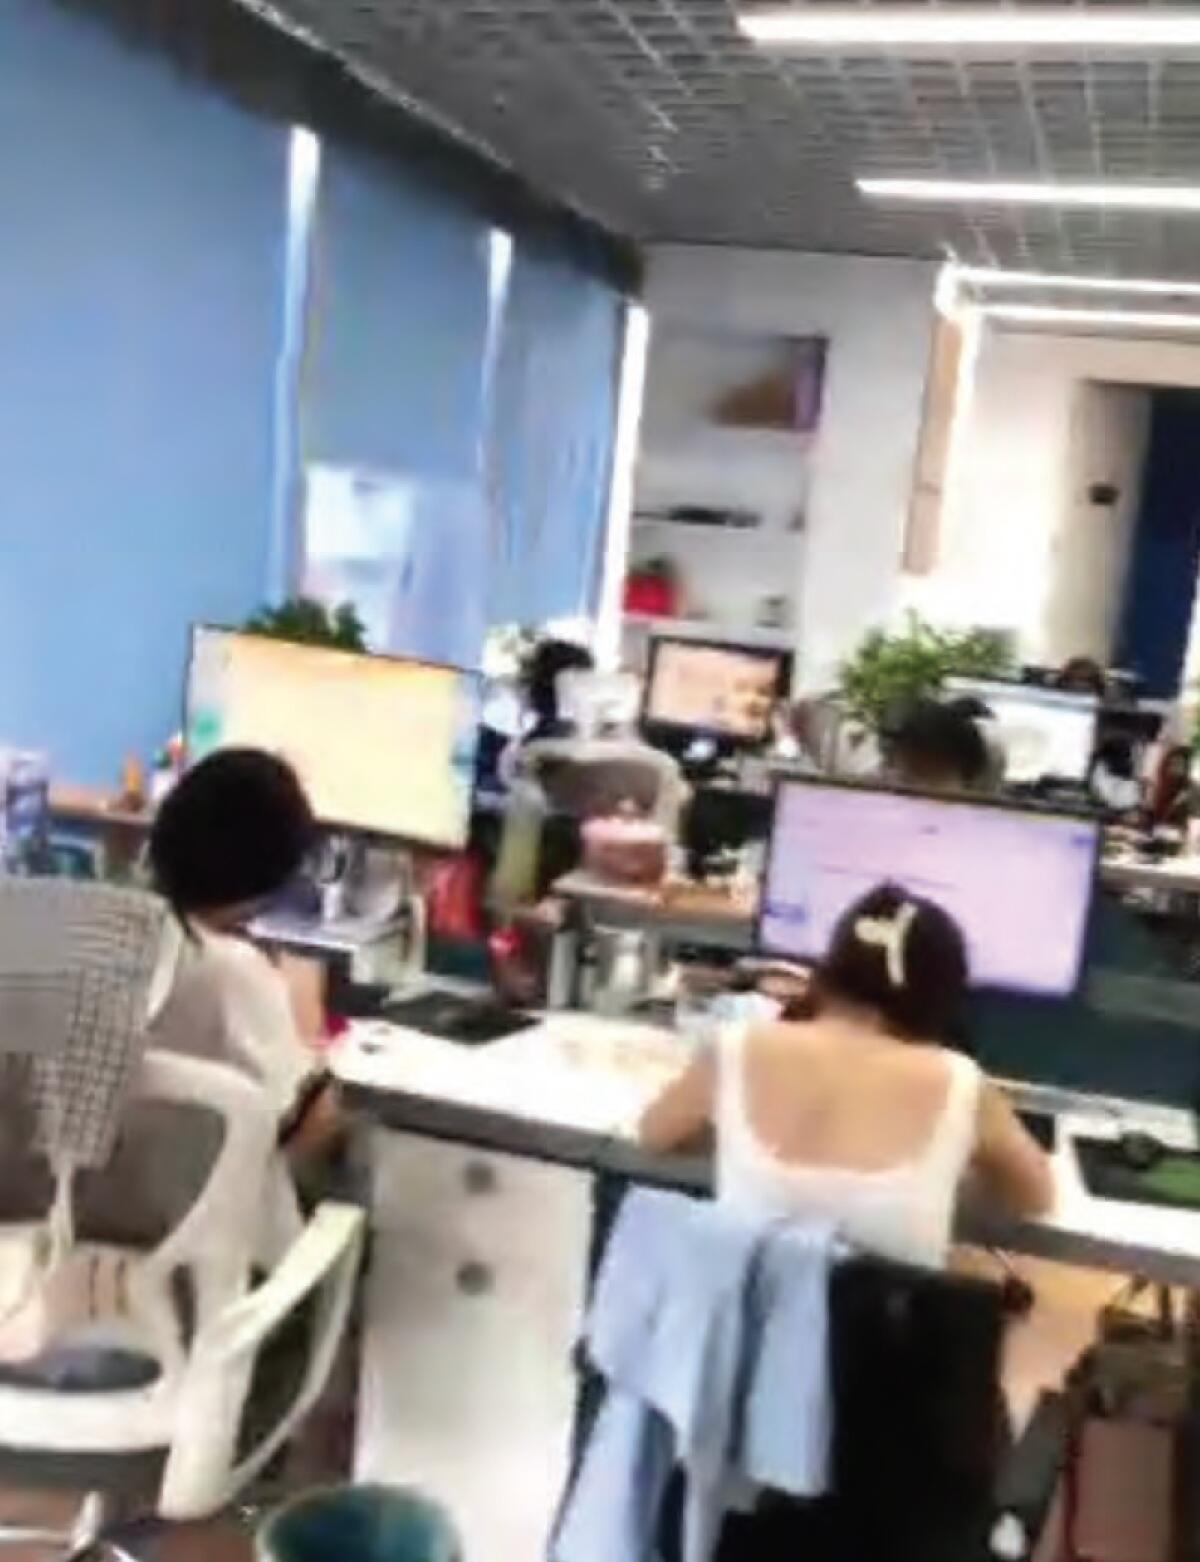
632, 514, 796, 540
621, 614, 794, 650
642, 423, 816, 456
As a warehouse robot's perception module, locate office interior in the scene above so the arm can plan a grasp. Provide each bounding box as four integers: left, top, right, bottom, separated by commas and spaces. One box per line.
10, 0, 1200, 1557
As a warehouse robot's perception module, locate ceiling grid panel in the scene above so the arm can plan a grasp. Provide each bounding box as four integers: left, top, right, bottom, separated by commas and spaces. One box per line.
240, 0, 1200, 273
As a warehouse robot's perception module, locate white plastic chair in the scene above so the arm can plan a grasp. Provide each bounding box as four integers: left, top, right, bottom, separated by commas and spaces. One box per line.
0, 1049, 365, 1547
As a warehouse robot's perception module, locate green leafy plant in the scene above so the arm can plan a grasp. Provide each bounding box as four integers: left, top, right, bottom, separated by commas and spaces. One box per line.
243, 597, 367, 652
838, 614, 1014, 733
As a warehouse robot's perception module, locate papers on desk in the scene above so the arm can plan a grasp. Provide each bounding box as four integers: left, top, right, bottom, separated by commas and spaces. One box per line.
334, 1013, 690, 1140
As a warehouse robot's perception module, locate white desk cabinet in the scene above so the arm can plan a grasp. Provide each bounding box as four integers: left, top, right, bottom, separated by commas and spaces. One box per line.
357, 1131, 591, 1562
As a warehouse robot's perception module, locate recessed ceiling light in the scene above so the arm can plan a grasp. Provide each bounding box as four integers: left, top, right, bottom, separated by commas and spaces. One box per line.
955, 266, 1200, 297
858, 178, 1200, 212
739, 6, 1200, 48
981, 303, 1200, 331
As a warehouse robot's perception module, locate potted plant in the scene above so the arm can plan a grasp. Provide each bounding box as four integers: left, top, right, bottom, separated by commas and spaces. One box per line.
838, 614, 1013, 734
243, 597, 367, 652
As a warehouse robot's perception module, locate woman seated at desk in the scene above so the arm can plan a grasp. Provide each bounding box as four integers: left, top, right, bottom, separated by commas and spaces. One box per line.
521, 637, 595, 747
886, 698, 995, 795
148, 748, 335, 1155
639, 885, 1052, 1268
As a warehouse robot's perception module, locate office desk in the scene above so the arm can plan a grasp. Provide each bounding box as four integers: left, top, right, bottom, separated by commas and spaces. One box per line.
48, 784, 153, 878
554, 868, 756, 951
48, 783, 150, 832
334, 1011, 1200, 1288
337, 1010, 1200, 1558
1102, 853, 1200, 898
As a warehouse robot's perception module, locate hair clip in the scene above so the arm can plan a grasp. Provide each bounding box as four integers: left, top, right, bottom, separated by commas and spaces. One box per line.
854, 901, 917, 987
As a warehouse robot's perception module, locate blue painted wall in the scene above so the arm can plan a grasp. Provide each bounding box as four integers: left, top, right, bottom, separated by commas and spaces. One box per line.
0, 0, 287, 783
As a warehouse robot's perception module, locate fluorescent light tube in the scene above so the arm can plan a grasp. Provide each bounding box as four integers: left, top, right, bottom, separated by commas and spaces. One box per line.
858, 178, 1200, 212
955, 266, 1200, 297
982, 303, 1200, 330
740, 6, 1200, 48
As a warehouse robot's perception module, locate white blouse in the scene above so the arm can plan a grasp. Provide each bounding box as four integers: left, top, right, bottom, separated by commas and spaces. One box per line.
148, 927, 312, 1116
715, 1025, 981, 1270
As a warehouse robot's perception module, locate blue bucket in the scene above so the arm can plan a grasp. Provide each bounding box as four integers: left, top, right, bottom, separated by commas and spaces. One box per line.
257, 1485, 461, 1562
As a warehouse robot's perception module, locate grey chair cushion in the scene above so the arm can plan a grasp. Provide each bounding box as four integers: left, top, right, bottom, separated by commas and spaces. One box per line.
0, 1098, 225, 1249
0, 1345, 159, 1394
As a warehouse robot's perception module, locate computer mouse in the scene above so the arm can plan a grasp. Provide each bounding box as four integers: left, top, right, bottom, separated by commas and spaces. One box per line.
1118, 1131, 1165, 1172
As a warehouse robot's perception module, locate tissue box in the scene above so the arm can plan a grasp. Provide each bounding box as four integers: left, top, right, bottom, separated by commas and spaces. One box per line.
0, 750, 49, 872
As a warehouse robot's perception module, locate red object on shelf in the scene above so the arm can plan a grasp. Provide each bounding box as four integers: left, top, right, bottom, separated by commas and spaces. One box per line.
624, 573, 678, 617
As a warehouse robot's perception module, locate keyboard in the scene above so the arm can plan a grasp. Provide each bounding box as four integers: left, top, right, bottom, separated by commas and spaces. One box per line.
379, 990, 538, 1046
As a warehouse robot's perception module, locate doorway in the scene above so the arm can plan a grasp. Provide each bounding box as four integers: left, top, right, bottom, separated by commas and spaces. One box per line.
1116, 388, 1200, 698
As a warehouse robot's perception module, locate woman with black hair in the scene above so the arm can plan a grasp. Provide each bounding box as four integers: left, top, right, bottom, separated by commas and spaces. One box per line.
639, 884, 1051, 1268
887, 698, 991, 794
148, 748, 330, 1139
521, 637, 595, 745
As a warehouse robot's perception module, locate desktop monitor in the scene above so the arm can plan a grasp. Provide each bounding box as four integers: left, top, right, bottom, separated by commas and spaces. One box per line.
944, 677, 1098, 786
758, 779, 1099, 997
558, 670, 642, 739
185, 627, 482, 850
642, 636, 792, 749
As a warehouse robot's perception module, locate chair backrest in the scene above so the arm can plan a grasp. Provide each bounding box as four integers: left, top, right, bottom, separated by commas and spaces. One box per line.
520, 738, 687, 830
0, 1048, 285, 1361
826, 1253, 1005, 1553
0, 879, 171, 1173
584, 1191, 1004, 1558
132, 1050, 287, 1286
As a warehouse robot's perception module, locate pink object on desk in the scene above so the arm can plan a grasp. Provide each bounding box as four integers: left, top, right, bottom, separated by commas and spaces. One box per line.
582, 815, 667, 887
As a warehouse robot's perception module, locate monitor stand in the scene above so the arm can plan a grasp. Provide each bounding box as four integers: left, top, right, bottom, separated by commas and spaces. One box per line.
252, 836, 425, 984
321, 835, 406, 921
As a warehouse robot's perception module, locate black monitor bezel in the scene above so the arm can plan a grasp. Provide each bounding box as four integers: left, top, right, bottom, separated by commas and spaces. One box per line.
755, 771, 1102, 999
640, 633, 794, 750
182, 623, 484, 853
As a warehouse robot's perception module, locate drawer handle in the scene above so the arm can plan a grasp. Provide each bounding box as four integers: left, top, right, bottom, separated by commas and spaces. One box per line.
463, 1160, 498, 1196
456, 1260, 494, 1296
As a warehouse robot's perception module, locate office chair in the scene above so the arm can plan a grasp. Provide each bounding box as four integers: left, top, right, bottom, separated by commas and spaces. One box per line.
518, 737, 688, 834
568, 1190, 1006, 1562
0, 1051, 364, 1557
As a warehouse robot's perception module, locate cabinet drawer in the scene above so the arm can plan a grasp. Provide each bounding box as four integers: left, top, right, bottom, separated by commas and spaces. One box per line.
369, 1131, 590, 1274
357, 1230, 579, 1560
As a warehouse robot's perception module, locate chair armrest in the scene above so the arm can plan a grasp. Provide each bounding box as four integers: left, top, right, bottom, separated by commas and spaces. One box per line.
159, 1202, 365, 1521
193, 1202, 365, 1361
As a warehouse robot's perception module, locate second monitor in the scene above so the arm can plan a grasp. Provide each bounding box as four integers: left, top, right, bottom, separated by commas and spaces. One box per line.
758, 778, 1099, 998
642, 635, 793, 752
944, 676, 1098, 787
186, 627, 482, 850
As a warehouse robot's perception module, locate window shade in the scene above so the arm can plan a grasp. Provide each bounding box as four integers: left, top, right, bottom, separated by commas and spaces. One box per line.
486, 245, 623, 629
304, 145, 492, 669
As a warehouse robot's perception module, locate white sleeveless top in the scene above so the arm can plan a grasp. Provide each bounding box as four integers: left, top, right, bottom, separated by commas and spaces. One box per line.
715, 1025, 982, 1270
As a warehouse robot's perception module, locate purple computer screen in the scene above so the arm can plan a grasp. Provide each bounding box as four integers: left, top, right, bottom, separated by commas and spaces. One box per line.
759, 782, 1098, 996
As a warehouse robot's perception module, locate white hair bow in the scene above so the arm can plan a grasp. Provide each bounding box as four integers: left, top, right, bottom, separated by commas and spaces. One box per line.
854, 901, 917, 988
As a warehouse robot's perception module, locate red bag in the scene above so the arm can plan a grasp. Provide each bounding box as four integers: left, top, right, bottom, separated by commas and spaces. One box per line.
426, 851, 486, 942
